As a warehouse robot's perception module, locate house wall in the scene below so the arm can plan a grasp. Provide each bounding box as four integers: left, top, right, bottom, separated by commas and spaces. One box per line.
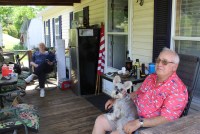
27, 17, 44, 50
132, 0, 154, 65
103, 0, 154, 96
74, 0, 154, 65
73, 0, 105, 26
41, 6, 73, 48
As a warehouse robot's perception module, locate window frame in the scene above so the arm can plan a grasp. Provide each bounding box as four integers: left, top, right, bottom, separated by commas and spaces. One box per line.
105, 0, 133, 72
171, 0, 200, 50
55, 17, 60, 39
45, 20, 51, 47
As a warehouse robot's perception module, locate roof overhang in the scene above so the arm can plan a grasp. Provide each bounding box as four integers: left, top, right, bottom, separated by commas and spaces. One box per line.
0, 0, 81, 5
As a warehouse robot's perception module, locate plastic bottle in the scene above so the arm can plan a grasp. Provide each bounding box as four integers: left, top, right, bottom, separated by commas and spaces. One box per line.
2, 64, 9, 77
134, 59, 140, 68
134, 59, 140, 79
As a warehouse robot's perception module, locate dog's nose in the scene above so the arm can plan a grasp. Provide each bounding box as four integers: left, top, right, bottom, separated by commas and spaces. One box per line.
116, 91, 119, 94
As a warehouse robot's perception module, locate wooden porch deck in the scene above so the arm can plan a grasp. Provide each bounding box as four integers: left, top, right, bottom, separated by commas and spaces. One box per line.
18, 85, 200, 134
23, 88, 101, 134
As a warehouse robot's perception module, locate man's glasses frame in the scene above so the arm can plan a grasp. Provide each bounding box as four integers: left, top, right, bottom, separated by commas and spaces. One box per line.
155, 58, 174, 65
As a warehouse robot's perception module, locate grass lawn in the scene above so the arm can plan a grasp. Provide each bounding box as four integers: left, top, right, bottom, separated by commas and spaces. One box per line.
2, 33, 29, 67
3, 33, 20, 51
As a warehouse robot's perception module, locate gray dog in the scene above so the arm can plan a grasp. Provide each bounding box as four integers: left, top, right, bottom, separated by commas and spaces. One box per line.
107, 76, 138, 134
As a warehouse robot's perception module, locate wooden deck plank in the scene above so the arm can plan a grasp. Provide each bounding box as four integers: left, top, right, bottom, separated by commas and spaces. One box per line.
19, 88, 101, 134
12, 83, 200, 134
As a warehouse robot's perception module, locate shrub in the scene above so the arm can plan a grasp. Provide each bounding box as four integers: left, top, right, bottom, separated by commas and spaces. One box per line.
13, 44, 26, 50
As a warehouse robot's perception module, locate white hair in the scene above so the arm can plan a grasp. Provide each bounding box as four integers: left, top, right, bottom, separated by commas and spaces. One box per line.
160, 47, 180, 64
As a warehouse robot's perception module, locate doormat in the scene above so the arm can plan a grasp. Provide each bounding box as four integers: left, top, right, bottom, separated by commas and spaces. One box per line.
85, 93, 111, 112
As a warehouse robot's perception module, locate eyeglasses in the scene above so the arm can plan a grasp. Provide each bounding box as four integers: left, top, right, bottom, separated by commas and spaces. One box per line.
155, 58, 174, 65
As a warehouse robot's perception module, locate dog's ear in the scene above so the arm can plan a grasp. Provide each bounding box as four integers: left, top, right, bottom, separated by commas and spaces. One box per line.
123, 81, 132, 90
113, 75, 121, 85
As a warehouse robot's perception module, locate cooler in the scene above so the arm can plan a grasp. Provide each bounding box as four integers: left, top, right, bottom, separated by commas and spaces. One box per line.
58, 78, 71, 90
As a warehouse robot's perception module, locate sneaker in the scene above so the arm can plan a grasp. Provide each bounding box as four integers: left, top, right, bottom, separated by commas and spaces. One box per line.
40, 89, 45, 97
24, 74, 36, 83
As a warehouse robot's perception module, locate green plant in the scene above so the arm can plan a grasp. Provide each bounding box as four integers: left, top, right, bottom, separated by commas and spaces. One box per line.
13, 44, 26, 50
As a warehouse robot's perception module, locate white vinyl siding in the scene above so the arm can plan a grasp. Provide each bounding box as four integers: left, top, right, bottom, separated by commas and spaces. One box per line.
41, 6, 73, 48
73, 0, 105, 25
132, 0, 154, 65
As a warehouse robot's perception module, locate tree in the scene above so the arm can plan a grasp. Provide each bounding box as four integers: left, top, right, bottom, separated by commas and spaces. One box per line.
0, 7, 13, 27
0, 6, 45, 38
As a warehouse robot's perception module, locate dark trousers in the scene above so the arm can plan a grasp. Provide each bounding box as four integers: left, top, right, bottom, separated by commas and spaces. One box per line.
33, 62, 54, 88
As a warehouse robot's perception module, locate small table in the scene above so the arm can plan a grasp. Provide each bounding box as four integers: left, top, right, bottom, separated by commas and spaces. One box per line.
139, 113, 200, 134
100, 72, 146, 93
0, 74, 18, 108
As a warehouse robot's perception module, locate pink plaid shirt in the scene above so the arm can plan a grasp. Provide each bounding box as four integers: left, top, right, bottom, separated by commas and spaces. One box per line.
134, 72, 188, 121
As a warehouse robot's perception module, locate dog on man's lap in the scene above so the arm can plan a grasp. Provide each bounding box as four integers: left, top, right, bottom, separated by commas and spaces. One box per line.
106, 75, 138, 134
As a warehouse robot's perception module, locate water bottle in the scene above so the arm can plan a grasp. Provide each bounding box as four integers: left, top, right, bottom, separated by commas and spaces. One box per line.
134, 59, 140, 79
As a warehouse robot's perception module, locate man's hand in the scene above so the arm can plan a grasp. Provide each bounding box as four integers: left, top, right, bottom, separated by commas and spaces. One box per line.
124, 119, 141, 134
130, 91, 137, 100
47, 61, 53, 66
105, 99, 115, 110
30, 62, 38, 68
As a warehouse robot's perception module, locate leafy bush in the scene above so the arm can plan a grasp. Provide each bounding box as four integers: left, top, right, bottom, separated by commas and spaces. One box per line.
3, 25, 18, 38
13, 44, 26, 50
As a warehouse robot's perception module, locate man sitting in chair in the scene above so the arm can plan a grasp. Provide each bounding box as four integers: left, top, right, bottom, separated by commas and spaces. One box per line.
92, 48, 188, 134
25, 42, 56, 97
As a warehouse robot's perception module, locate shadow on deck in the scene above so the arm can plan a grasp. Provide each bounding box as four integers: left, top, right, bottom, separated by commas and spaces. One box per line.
22, 86, 101, 134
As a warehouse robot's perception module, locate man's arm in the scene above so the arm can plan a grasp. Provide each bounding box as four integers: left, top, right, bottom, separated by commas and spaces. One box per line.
124, 116, 169, 134
32, 52, 36, 63
46, 52, 56, 66
141, 116, 169, 127
30, 52, 38, 67
130, 91, 137, 100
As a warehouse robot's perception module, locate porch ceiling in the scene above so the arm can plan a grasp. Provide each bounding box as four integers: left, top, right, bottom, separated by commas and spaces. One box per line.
0, 0, 81, 5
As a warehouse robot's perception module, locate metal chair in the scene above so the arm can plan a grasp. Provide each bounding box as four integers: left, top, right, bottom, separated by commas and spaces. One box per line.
177, 54, 200, 116
33, 48, 57, 90
34, 64, 57, 90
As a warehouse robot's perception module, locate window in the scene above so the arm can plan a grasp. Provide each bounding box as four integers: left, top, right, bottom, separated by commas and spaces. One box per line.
172, 0, 200, 98
106, 0, 129, 70
45, 20, 51, 47
107, 35, 128, 69
173, 0, 200, 56
55, 18, 60, 39
74, 10, 83, 27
